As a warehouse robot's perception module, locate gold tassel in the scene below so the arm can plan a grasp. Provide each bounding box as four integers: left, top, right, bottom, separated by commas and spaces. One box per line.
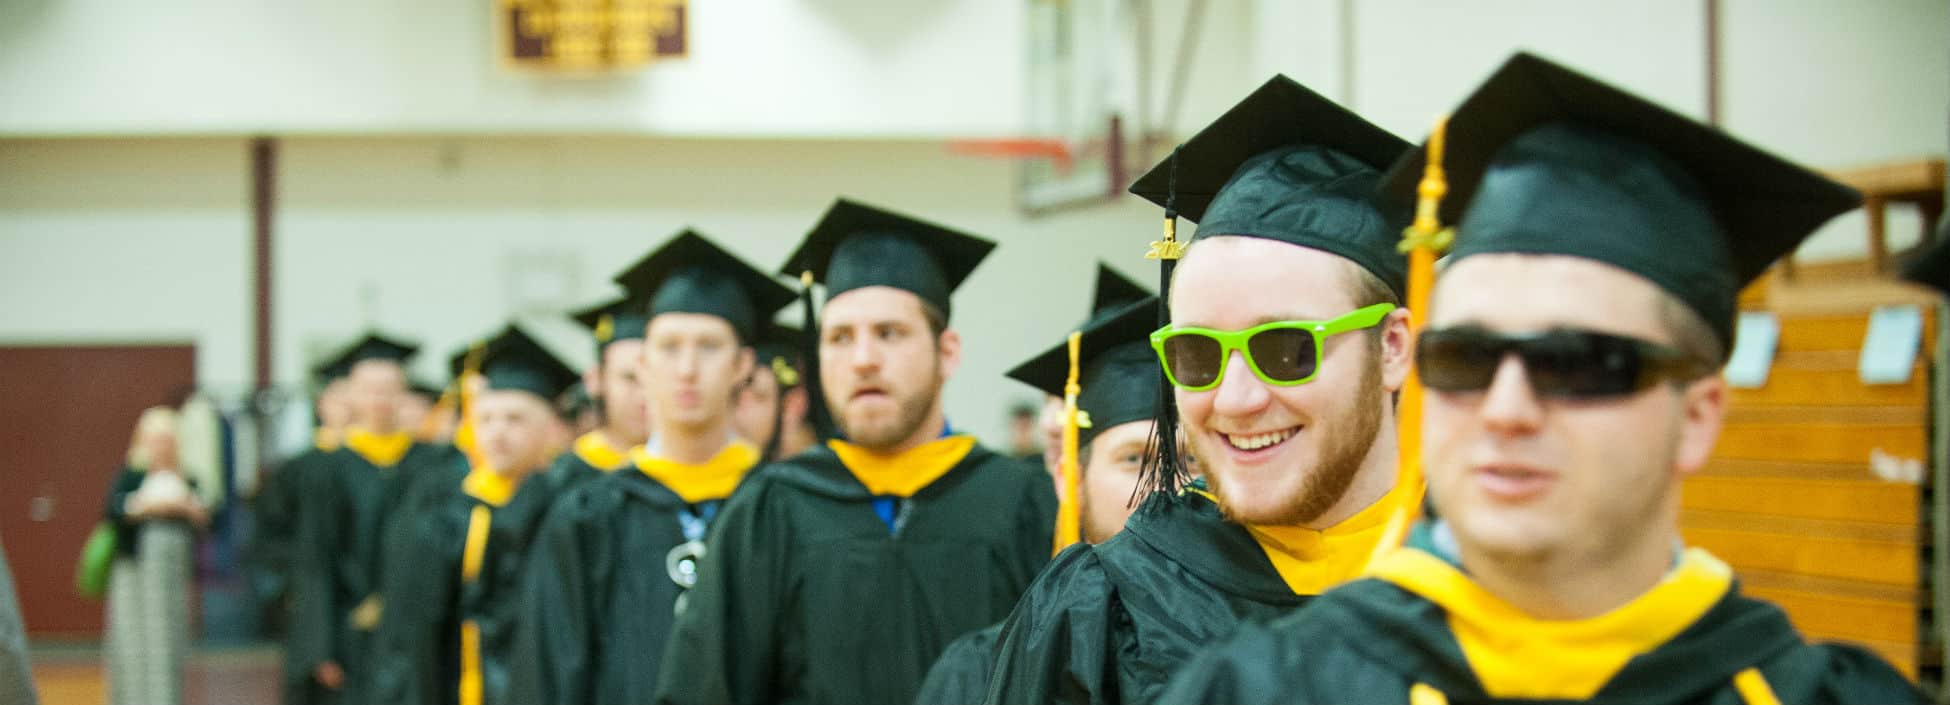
1146, 215, 1186, 261
1053, 331, 1086, 554
1370, 116, 1454, 567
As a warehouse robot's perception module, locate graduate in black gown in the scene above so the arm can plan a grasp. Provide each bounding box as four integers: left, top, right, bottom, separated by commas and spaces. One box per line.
653, 199, 1057, 705
288, 333, 468, 704
369, 325, 578, 705
493, 267, 658, 577
979, 75, 1423, 705
912, 292, 1164, 705
1156, 52, 1925, 705
542, 297, 653, 490
509, 230, 796, 705
731, 322, 822, 464
255, 358, 352, 705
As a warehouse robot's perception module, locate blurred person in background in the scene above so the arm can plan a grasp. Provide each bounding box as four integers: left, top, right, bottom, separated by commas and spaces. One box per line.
102, 406, 209, 705
731, 323, 818, 463
290, 334, 467, 704
1006, 401, 1042, 462
370, 326, 577, 705
253, 363, 353, 705
511, 231, 792, 705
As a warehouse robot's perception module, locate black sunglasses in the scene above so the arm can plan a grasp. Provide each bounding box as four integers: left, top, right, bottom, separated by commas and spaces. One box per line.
1416, 326, 1714, 399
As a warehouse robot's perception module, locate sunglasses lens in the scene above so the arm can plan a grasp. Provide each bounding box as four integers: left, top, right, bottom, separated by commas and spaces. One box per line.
1246, 327, 1318, 382
1416, 329, 1502, 392
1161, 333, 1224, 388
1419, 328, 1654, 398
1523, 332, 1643, 397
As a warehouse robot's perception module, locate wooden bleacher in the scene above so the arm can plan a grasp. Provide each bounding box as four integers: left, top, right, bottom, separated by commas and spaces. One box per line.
1681, 158, 1944, 681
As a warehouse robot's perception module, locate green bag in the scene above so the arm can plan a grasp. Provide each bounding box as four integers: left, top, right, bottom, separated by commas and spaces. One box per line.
75, 522, 117, 599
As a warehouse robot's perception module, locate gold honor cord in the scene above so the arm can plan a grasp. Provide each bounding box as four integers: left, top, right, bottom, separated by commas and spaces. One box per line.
456, 340, 490, 468
1053, 331, 1086, 555
1370, 115, 1455, 566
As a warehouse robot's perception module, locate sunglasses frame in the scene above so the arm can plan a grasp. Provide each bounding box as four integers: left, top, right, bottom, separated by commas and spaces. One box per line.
1415, 326, 1715, 399
1150, 303, 1398, 391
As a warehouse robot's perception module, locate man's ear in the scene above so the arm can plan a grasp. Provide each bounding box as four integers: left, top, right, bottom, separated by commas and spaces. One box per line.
1378, 308, 1413, 392
582, 362, 603, 398
783, 384, 810, 424
1674, 375, 1726, 479
937, 328, 963, 380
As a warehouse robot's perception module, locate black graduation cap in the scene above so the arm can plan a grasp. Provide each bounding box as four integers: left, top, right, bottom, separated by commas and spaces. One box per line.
1902, 224, 1950, 295
1129, 74, 1414, 297
1091, 262, 1151, 321
1007, 297, 1163, 446
406, 379, 443, 401
752, 321, 806, 389
780, 198, 996, 320
570, 295, 649, 353
559, 381, 596, 418
612, 230, 797, 344
448, 325, 579, 403
316, 332, 420, 384
1379, 52, 1861, 352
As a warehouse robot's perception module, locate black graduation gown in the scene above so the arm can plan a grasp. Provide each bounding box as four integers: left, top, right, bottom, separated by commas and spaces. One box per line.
1154, 529, 1928, 705
507, 467, 715, 705
981, 488, 1308, 705
252, 446, 332, 600
368, 472, 534, 705
913, 623, 1002, 705
288, 442, 466, 704
653, 443, 1057, 705
505, 437, 625, 535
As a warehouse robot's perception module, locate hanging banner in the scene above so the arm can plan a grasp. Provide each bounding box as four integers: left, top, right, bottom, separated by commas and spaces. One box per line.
499, 0, 687, 71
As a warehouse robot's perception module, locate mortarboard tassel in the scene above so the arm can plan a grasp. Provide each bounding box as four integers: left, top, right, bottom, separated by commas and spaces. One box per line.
1369, 116, 1455, 566
1138, 147, 1188, 498
455, 340, 489, 468
1053, 331, 1086, 554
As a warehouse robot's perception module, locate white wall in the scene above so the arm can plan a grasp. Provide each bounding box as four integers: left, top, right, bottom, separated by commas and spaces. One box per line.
1721, 0, 1950, 260
0, 139, 252, 387
274, 135, 1159, 444
0, 0, 1028, 138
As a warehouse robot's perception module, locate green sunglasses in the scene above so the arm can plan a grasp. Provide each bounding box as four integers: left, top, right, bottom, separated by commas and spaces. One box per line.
1150, 303, 1397, 391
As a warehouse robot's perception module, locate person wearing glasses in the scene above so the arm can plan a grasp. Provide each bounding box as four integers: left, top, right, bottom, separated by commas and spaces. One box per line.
1155, 53, 1923, 705
510, 231, 794, 705
980, 75, 1422, 705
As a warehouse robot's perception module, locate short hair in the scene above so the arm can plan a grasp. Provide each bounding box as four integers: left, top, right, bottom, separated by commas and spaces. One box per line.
1344, 261, 1402, 310
1657, 291, 1727, 369
920, 300, 948, 339
1343, 261, 1400, 356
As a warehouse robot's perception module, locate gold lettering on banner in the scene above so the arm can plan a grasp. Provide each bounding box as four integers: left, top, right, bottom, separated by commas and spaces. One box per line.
499, 0, 687, 72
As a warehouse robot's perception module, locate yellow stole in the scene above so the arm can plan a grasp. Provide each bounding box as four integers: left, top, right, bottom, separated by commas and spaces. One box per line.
572, 431, 631, 472
343, 428, 413, 468
1236, 479, 1426, 596
1369, 546, 1734, 701
456, 466, 521, 705
633, 442, 761, 504
829, 435, 976, 498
